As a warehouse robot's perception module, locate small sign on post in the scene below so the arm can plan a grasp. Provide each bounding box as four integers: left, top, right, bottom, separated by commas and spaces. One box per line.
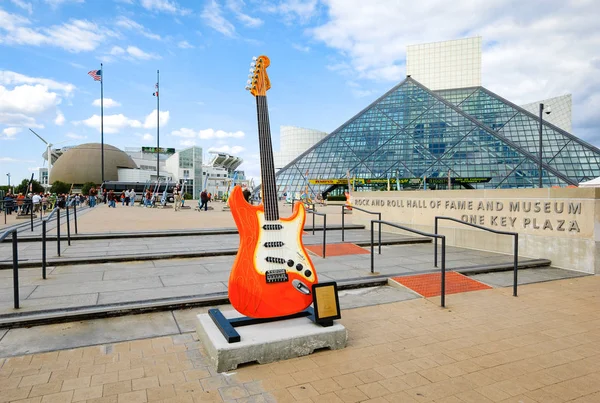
311, 282, 341, 327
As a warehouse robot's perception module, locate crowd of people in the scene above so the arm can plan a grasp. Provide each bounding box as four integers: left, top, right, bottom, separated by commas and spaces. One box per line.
2, 192, 73, 215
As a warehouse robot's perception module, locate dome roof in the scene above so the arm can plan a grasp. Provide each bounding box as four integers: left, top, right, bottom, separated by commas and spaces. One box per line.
49, 143, 137, 185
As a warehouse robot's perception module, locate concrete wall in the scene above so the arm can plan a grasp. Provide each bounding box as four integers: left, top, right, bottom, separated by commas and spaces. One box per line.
350, 188, 600, 274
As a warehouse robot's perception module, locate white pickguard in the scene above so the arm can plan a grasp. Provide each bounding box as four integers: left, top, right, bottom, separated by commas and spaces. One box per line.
254, 210, 316, 283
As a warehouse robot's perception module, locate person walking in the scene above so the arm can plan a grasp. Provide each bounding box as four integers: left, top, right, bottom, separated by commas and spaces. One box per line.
89, 186, 97, 207
108, 190, 116, 208
4, 193, 13, 215
199, 189, 209, 211
174, 184, 182, 211
32, 192, 42, 213
129, 189, 136, 207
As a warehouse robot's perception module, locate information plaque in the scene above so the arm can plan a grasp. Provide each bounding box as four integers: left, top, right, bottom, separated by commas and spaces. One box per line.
312, 282, 341, 326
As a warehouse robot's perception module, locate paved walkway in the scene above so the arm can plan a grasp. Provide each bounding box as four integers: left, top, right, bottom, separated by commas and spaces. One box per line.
0, 241, 567, 318
1, 276, 600, 402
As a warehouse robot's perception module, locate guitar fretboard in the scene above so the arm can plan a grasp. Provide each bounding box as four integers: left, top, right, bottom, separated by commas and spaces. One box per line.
256, 95, 279, 221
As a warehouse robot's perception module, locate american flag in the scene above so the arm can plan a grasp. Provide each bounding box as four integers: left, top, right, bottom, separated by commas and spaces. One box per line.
88, 69, 102, 81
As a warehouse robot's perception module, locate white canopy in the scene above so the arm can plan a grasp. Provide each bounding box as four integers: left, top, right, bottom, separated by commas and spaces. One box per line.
578, 177, 600, 187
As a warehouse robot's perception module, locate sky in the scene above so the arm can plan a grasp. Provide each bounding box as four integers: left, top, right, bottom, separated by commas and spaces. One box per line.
1, 0, 599, 186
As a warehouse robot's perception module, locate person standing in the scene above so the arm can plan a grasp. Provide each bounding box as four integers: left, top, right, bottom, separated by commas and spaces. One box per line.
199, 189, 209, 211
32, 192, 42, 213
129, 189, 136, 207
242, 187, 251, 203
174, 184, 182, 211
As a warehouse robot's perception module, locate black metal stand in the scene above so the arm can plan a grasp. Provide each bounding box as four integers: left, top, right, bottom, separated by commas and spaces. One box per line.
209, 306, 332, 344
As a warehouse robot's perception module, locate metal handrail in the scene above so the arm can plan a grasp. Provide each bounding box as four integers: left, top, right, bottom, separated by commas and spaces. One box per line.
341, 205, 381, 254
0, 228, 19, 308
371, 219, 447, 307
41, 207, 59, 279
434, 216, 519, 297
306, 208, 327, 258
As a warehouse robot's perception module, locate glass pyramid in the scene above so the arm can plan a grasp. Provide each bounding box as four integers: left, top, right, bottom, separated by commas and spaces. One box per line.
272, 78, 600, 198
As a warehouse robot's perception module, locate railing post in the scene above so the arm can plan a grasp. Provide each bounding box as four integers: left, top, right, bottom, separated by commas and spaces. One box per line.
342, 206, 346, 242
370, 221, 374, 273
66, 202, 71, 246
441, 236, 446, 308
3, 202, 6, 225
312, 210, 315, 236
30, 200, 34, 232
434, 217, 438, 267
42, 220, 47, 279
73, 201, 78, 234
513, 233, 519, 297
57, 208, 61, 257
12, 231, 19, 309
378, 213, 382, 255
322, 214, 326, 258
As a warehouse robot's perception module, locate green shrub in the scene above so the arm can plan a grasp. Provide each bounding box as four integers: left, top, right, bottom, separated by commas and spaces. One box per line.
183, 192, 192, 200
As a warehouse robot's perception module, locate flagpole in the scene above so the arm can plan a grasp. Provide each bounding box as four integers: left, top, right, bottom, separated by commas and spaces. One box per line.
156, 69, 159, 181
100, 63, 104, 185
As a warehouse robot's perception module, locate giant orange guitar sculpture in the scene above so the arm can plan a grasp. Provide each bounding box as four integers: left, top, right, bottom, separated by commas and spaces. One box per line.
228, 56, 318, 318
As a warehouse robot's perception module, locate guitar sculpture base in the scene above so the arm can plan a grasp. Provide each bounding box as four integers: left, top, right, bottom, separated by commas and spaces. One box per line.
196, 308, 347, 372
208, 307, 331, 344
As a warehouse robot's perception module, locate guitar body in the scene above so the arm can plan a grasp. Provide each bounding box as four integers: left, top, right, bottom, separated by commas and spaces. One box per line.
228, 185, 318, 318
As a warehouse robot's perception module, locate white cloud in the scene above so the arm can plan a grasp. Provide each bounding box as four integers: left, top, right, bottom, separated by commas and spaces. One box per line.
109, 46, 125, 56
115, 16, 161, 40
179, 139, 197, 147
177, 40, 194, 49
126, 46, 160, 60
0, 157, 34, 162
143, 109, 170, 128
65, 132, 86, 139
292, 43, 310, 52
92, 98, 121, 108
208, 145, 245, 155
10, 0, 33, 14
0, 9, 115, 53
265, 0, 319, 24
77, 109, 169, 133
226, 0, 264, 27
0, 84, 59, 115
135, 133, 154, 142
140, 0, 190, 15
171, 127, 245, 139
44, 0, 84, 6
202, 0, 236, 37
77, 114, 142, 133
54, 111, 65, 125
0, 71, 75, 94
1, 127, 21, 140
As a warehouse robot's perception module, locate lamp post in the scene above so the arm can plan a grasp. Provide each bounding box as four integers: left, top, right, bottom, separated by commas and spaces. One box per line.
6, 173, 10, 187
538, 103, 551, 188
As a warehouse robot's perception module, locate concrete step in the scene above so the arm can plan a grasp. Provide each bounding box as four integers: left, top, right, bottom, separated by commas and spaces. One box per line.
0, 259, 549, 329
0, 237, 431, 269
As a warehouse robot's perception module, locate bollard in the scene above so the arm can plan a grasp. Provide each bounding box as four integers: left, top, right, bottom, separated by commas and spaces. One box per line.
513, 234, 519, 297
312, 210, 315, 236
12, 231, 19, 309
341, 205, 345, 242
57, 208, 61, 257
73, 201, 78, 234
66, 203, 71, 246
441, 236, 446, 308
42, 220, 47, 279
378, 213, 382, 255
30, 201, 33, 232
434, 218, 438, 267
370, 221, 374, 273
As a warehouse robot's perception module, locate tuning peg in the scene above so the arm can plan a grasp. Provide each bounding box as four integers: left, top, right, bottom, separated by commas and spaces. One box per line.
245, 86, 251, 91
247, 79, 252, 84
250, 62, 256, 67
252, 56, 258, 61
249, 68, 254, 73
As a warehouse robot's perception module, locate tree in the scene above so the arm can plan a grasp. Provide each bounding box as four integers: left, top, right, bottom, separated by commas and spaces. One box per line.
15, 179, 44, 195
50, 181, 71, 195
81, 182, 96, 196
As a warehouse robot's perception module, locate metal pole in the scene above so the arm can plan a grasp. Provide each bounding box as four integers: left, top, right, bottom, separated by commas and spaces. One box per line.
322, 214, 326, 258
378, 213, 381, 255
341, 205, 345, 242
434, 217, 438, 267
539, 103, 543, 188
12, 231, 19, 309
101, 63, 104, 184
312, 210, 315, 236
30, 200, 33, 232
513, 234, 519, 297
156, 70, 160, 181
42, 220, 47, 279
441, 236, 446, 308
57, 208, 61, 257
370, 221, 374, 273
66, 202, 71, 246
73, 201, 78, 234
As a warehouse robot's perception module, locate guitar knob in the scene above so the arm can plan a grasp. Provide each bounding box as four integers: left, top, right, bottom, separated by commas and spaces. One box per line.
287, 260, 294, 267
296, 264, 303, 271
304, 270, 312, 278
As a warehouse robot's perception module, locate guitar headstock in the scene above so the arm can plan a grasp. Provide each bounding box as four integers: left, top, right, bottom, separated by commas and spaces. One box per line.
245, 55, 271, 97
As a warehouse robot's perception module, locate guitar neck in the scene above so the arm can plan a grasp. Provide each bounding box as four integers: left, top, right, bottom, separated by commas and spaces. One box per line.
256, 95, 279, 221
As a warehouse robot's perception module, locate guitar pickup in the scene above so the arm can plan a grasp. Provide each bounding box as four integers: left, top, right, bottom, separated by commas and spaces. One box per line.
266, 269, 289, 283
265, 257, 285, 264
263, 224, 283, 230
264, 241, 284, 248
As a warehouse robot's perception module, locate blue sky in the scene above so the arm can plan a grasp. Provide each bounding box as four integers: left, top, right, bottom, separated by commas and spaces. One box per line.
1, 0, 599, 185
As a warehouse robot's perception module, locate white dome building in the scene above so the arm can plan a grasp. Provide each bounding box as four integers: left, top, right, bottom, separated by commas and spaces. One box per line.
273, 126, 328, 172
